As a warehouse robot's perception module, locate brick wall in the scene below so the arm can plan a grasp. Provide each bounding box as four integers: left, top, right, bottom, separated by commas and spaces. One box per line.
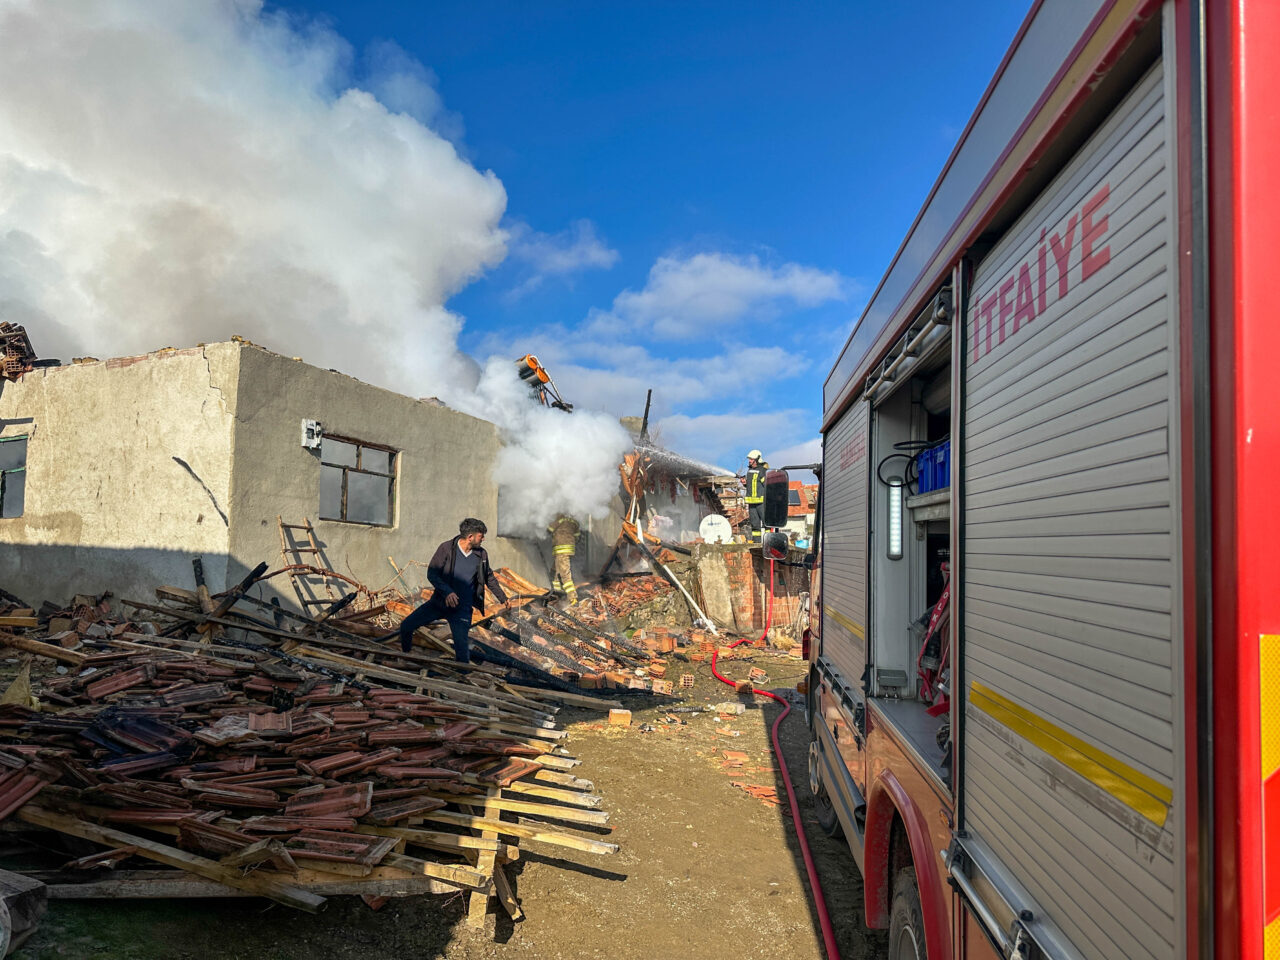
699, 544, 809, 641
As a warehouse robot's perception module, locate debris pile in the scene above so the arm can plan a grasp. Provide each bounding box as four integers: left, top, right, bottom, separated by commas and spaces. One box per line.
375, 568, 680, 695
0, 321, 38, 381
574, 576, 674, 628
0, 566, 619, 929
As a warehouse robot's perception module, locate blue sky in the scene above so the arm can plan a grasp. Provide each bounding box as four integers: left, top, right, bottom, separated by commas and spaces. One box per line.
280, 3, 1028, 471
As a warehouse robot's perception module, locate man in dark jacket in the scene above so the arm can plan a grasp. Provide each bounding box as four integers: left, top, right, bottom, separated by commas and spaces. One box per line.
396, 517, 509, 659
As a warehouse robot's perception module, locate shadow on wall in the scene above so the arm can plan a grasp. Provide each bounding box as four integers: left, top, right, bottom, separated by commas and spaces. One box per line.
0, 543, 293, 614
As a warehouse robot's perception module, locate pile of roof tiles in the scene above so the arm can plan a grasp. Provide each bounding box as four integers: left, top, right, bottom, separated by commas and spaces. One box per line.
0, 567, 619, 925
573, 576, 675, 627
383, 568, 679, 695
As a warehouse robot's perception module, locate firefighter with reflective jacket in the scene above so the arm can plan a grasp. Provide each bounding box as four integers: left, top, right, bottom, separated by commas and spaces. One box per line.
547, 514, 581, 604
740, 450, 768, 543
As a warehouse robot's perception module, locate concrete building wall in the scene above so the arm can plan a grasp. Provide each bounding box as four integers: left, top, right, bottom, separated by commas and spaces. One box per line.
0, 344, 239, 606
226, 345, 544, 607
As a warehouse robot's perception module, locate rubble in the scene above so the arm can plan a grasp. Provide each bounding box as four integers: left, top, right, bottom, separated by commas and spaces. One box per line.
0, 564, 621, 931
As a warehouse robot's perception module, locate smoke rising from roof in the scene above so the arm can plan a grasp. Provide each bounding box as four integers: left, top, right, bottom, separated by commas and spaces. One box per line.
459, 359, 629, 536
0, 0, 629, 534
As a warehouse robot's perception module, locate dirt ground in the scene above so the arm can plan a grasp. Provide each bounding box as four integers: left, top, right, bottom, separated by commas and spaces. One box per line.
12, 652, 887, 960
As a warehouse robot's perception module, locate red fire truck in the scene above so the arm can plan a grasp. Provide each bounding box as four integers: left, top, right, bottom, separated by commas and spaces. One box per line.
805, 1, 1278, 958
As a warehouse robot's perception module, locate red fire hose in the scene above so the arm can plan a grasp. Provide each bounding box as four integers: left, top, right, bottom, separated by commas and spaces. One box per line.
709, 557, 841, 960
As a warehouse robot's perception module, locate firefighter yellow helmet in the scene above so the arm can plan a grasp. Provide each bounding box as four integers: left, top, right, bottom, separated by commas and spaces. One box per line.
747, 449, 763, 461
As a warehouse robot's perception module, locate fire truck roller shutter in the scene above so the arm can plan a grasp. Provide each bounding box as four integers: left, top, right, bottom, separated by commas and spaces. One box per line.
959, 62, 1181, 960
821, 397, 871, 690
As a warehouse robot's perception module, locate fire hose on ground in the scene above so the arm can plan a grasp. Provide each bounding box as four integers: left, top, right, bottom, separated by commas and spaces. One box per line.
709, 556, 841, 960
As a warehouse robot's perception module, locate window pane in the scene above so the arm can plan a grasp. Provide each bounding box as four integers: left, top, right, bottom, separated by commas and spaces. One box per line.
319, 465, 343, 519
0, 438, 27, 473
362, 448, 394, 474
789, 490, 802, 505
347, 471, 390, 525
2, 470, 24, 518
321, 438, 357, 467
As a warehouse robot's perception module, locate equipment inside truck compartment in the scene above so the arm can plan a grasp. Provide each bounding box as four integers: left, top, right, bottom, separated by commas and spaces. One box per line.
867, 309, 951, 782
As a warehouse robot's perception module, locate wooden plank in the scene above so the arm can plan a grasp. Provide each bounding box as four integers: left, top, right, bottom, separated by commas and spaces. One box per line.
0, 617, 39, 628
502, 781, 602, 809
0, 634, 85, 667
491, 721, 567, 740
219, 838, 297, 872
533, 754, 581, 771
45, 870, 452, 899
533, 770, 595, 791
493, 862, 523, 921
466, 790, 500, 929
472, 795, 608, 826
377, 853, 491, 893
354, 825, 518, 860
155, 585, 200, 606
502, 683, 623, 711
421, 810, 618, 856
113, 634, 261, 667
0, 866, 46, 946
16, 806, 325, 913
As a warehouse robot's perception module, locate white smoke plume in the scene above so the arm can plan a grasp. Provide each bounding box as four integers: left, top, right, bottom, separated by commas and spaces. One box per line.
0, 0, 629, 532
459, 359, 630, 535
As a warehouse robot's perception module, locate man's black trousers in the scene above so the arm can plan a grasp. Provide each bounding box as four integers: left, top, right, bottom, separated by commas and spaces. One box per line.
398, 597, 473, 662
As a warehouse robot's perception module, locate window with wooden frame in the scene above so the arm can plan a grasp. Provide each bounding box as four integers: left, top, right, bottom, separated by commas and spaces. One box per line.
318, 436, 396, 526
0, 436, 26, 519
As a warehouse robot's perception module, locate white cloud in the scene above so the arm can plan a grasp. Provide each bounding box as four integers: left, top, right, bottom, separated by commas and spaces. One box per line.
510, 219, 618, 275
767, 436, 823, 483
591, 251, 848, 340
654, 410, 816, 475
504, 219, 619, 299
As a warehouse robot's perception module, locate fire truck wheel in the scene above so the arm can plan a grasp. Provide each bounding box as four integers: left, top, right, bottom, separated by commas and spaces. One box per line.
889, 867, 926, 960
808, 740, 844, 839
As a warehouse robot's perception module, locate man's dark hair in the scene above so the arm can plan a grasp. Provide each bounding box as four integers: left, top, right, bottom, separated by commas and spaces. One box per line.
459, 518, 487, 537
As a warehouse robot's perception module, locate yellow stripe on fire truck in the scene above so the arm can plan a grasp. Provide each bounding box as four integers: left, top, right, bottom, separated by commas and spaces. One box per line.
970, 681, 1173, 827
1262, 634, 1280, 956
823, 605, 865, 640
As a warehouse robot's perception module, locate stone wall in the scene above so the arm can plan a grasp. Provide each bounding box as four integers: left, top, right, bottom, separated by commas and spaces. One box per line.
226, 344, 545, 608
0, 345, 239, 606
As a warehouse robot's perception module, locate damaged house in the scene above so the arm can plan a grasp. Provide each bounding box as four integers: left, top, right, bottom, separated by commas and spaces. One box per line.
0, 337, 544, 608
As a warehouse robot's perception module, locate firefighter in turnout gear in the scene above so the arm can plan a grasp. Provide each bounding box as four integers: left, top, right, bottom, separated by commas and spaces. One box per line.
547, 514, 581, 604
740, 450, 768, 543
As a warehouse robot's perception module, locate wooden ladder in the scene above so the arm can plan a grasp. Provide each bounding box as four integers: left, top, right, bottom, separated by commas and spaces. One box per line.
277, 517, 344, 613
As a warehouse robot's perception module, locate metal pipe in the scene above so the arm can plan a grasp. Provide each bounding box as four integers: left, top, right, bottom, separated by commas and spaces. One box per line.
866, 320, 951, 401
948, 861, 1012, 955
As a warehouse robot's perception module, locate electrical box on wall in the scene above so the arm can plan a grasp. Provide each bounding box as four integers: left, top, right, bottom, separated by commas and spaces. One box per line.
301, 419, 323, 449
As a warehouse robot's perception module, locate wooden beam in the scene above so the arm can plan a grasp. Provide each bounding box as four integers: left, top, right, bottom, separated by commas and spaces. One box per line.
452, 794, 608, 827
16, 806, 325, 913
421, 810, 618, 856
377, 853, 491, 894
495, 682, 623, 711
354, 825, 518, 861
466, 790, 500, 929
533, 770, 595, 791
492, 862, 523, 921
533, 754, 582, 771
45, 870, 452, 899
0, 634, 84, 667
502, 781, 602, 809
